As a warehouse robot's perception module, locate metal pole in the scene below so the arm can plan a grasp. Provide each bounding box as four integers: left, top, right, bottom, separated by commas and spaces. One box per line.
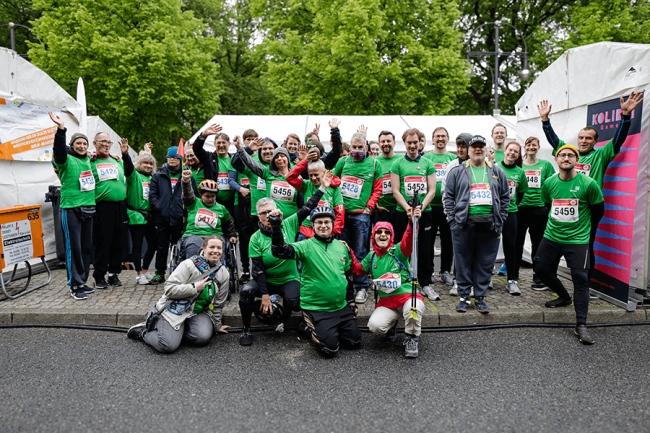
493, 24, 499, 113
10, 23, 15, 52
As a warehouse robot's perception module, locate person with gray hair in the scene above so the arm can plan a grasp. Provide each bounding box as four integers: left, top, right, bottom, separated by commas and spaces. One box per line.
332, 126, 382, 304
238, 173, 333, 346
127, 147, 157, 285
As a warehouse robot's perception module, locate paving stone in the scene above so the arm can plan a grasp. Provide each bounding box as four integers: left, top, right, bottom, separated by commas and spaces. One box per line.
12, 308, 119, 325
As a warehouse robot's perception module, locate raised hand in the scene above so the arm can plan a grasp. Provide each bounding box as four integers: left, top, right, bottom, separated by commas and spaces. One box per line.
328, 118, 340, 129
487, 146, 495, 162
143, 142, 153, 154
232, 135, 243, 151
621, 91, 644, 116
298, 143, 308, 161
357, 124, 368, 137
201, 124, 223, 138
321, 170, 333, 189
182, 169, 193, 182
48, 111, 64, 129
537, 100, 551, 121
313, 123, 320, 135
251, 137, 265, 150
119, 137, 129, 154
307, 147, 320, 162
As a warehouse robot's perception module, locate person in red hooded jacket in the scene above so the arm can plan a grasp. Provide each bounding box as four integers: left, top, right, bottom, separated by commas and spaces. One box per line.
348, 207, 425, 358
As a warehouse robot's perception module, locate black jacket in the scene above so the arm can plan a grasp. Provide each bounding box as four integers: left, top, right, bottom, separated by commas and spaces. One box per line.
149, 163, 197, 226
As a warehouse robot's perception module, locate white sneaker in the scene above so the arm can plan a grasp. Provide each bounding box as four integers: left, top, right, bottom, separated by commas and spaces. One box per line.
136, 274, 149, 285
507, 280, 521, 296
275, 323, 285, 333
450, 280, 458, 296
143, 272, 154, 282
420, 285, 440, 301
355, 289, 368, 304
434, 247, 441, 256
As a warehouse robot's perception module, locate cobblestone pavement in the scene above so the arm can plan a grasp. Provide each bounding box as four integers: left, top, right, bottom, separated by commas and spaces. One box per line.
0, 264, 647, 327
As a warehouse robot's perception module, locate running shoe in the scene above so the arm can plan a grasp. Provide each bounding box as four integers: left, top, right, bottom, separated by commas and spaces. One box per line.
385, 322, 398, 342
420, 285, 440, 302
108, 273, 124, 287
355, 289, 368, 304
440, 271, 454, 286
498, 262, 507, 275
488, 277, 494, 290
449, 280, 458, 296
531, 284, 549, 291
575, 324, 595, 345
70, 287, 88, 300
545, 297, 572, 308
507, 280, 521, 296
127, 322, 146, 341
143, 272, 154, 282
149, 274, 166, 285
403, 335, 419, 358
456, 297, 470, 312
94, 278, 109, 289
239, 329, 253, 346
474, 297, 490, 314
136, 274, 149, 285
81, 285, 94, 294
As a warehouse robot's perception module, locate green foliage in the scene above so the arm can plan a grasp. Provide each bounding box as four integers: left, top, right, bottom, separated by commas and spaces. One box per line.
28, 0, 221, 163
250, 0, 469, 115
0, 0, 41, 57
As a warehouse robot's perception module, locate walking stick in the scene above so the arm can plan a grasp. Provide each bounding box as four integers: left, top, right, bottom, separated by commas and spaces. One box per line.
408, 194, 420, 320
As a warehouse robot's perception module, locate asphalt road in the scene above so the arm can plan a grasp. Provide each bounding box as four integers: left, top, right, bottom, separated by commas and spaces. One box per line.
1, 325, 649, 432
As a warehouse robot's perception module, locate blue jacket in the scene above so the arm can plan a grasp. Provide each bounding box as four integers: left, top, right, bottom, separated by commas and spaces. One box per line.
150, 164, 197, 227
443, 160, 510, 235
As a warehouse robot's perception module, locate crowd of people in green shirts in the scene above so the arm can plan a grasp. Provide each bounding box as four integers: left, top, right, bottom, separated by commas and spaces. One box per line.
47, 91, 643, 356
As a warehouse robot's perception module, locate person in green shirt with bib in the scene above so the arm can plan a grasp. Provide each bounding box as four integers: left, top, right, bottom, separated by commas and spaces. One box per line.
498, 142, 529, 295
534, 144, 604, 345
374, 130, 400, 231
48, 111, 96, 301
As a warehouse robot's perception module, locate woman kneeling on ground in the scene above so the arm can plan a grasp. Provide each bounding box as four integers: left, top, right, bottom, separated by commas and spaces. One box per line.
348, 207, 425, 358
127, 235, 230, 353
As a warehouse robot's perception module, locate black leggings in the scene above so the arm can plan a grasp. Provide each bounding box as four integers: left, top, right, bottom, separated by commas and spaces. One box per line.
234, 203, 256, 273
302, 307, 361, 358
239, 279, 301, 329
129, 222, 156, 272
502, 212, 518, 281
515, 206, 548, 280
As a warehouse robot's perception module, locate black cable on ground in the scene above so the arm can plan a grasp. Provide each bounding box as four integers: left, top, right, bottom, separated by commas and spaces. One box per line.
1, 320, 650, 334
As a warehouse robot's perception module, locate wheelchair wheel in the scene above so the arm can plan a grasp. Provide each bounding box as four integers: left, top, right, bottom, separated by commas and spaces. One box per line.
227, 242, 240, 293
168, 240, 182, 273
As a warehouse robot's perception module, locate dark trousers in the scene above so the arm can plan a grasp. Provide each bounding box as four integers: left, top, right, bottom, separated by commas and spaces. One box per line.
534, 238, 590, 325
154, 224, 184, 274
515, 206, 547, 280
239, 279, 301, 329
340, 213, 371, 291
235, 203, 256, 273
430, 207, 453, 274
587, 223, 598, 283
129, 222, 156, 272
502, 212, 518, 281
303, 307, 361, 358
93, 201, 128, 279
61, 208, 94, 287
375, 208, 398, 230
395, 211, 433, 286
451, 224, 499, 298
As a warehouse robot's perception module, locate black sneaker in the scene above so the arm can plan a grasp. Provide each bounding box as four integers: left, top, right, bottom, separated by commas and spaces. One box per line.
239, 272, 251, 284
81, 285, 94, 294
575, 325, 595, 345
385, 322, 398, 342
107, 273, 124, 287
94, 278, 109, 289
545, 297, 573, 308
70, 287, 88, 300
127, 322, 147, 341
239, 329, 253, 346
149, 274, 165, 285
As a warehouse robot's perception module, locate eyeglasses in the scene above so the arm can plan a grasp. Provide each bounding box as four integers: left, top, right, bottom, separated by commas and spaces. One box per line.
557, 153, 577, 159
259, 210, 274, 216
313, 220, 332, 226
96, 140, 112, 146
376, 229, 392, 235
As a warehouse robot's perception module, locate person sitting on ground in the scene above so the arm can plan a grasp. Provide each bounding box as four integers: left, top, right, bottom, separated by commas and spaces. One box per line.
239, 171, 333, 346
127, 235, 230, 353
180, 173, 238, 260
270, 206, 361, 358
348, 207, 424, 358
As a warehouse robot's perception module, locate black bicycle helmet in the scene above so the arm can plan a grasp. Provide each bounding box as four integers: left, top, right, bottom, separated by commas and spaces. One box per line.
253, 300, 284, 326
309, 206, 335, 222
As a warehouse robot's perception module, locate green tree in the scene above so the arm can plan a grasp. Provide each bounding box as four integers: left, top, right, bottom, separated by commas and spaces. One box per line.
28, 0, 221, 162
185, 0, 272, 115
250, 0, 469, 115
0, 0, 41, 57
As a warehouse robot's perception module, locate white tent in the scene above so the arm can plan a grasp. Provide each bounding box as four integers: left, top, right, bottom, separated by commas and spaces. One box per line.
0, 48, 130, 266
515, 42, 650, 310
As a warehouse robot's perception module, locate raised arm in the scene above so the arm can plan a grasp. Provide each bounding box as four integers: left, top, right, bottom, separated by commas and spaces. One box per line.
120, 138, 134, 177
233, 135, 265, 178
49, 111, 68, 165
323, 118, 342, 169
270, 214, 296, 260
181, 170, 196, 207
537, 100, 561, 149
612, 91, 644, 152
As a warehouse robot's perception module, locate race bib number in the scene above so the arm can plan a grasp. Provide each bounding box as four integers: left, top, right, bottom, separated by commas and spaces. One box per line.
525, 170, 541, 189
195, 208, 219, 229
341, 176, 364, 200
79, 170, 96, 192
170, 178, 179, 191
575, 163, 591, 176
375, 272, 402, 294
142, 182, 150, 200
508, 180, 517, 199
469, 183, 492, 206
551, 199, 579, 223
241, 178, 250, 187
434, 164, 447, 182
270, 180, 295, 202
382, 174, 392, 195
217, 173, 231, 190
257, 177, 266, 191
404, 176, 426, 197
96, 163, 118, 182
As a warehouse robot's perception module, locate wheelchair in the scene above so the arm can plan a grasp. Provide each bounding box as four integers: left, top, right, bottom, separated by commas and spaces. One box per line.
168, 234, 240, 294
